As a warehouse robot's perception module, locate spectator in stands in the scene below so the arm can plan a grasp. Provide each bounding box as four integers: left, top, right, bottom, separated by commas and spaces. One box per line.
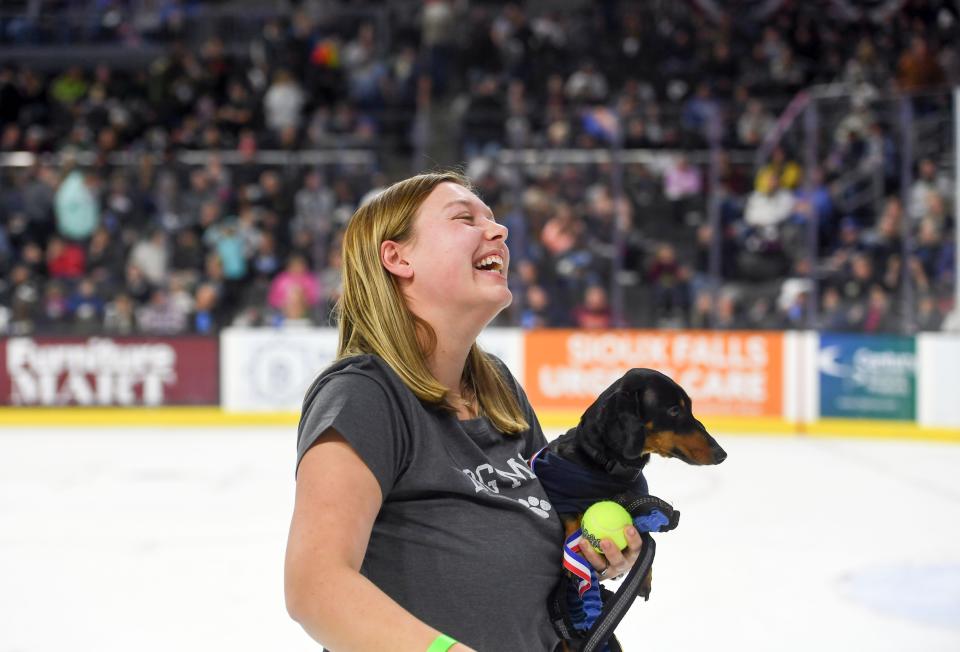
842, 37, 888, 90
137, 287, 188, 334
680, 82, 719, 146
86, 227, 125, 285
897, 35, 945, 92
46, 236, 86, 280
745, 296, 784, 330
688, 291, 713, 330
22, 164, 59, 243
824, 216, 863, 273
293, 171, 336, 253
272, 285, 316, 328
191, 283, 222, 335
737, 98, 775, 147
128, 229, 169, 287
519, 284, 556, 329
180, 171, 217, 229
778, 265, 813, 329
916, 294, 943, 332
462, 74, 506, 159
54, 168, 100, 242
5, 264, 40, 335
168, 275, 195, 318
565, 60, 609, 104
539, 201, 581, 259
646, 243, 689, 320
263, 69, 305, 138
663, 154, 702, 224
170, 228, 205, 282
838, 251, 877, 308
571, 284, 613, 329
218, 79, 256, 137
863, 198, 903, 266
342, 22, 387, 108
421, 0, 456, 96
50, 66, 88, 107
124, 263, 153, 305
744, 173, 794, 232
103, 292, 136, 334
755, 146, 801, 192
268, 254, 320, 314
318, 242, 343, 317
790, 166, 834, 235
859, 285, 896, 333
908, 158, 952, 222
203, 220, 248, 283
833, 93, 876, 151
39, 281, 69, 332
911, 217, 946, 288
817, 286, 852, 332
714, 293, 741, 330
67, 277, 105, 334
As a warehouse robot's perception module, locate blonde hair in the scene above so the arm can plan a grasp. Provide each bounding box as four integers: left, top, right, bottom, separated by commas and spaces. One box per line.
335, 171, 528, 434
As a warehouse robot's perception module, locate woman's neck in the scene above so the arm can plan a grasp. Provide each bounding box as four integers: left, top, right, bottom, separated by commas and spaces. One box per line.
428, 332, 473, 392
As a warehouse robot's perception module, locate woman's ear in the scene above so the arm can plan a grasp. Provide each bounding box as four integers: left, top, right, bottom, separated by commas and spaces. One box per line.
380, 240, 413, 279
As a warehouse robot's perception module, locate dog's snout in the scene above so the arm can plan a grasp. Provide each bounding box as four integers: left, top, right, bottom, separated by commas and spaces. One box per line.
713, 446, 728, 464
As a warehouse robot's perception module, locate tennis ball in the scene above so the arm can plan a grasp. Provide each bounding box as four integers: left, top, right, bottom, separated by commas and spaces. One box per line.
581, 501, 633, 554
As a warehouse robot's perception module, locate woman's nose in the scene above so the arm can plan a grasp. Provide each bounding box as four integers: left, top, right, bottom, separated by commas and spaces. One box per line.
486, 219, 508, 241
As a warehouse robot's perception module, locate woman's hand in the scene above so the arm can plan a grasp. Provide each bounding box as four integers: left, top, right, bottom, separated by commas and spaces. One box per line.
579, 524, 643, 581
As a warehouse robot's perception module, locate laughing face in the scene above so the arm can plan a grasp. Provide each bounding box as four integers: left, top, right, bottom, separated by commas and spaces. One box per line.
383, 181, 512, 326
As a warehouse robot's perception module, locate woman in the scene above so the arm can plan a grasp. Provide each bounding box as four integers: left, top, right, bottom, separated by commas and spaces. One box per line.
285, 172, 643, 651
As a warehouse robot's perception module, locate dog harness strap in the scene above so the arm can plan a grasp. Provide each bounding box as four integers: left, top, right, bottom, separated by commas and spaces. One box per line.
579, 533, 656, 652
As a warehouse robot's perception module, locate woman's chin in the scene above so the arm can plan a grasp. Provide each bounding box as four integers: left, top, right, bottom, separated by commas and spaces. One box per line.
493, 286, 513, 310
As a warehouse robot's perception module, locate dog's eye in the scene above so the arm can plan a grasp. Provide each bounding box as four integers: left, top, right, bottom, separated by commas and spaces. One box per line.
667, 405, 682, 418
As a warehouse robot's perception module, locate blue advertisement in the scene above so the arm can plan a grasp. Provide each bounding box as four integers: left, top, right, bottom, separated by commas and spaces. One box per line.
819, 334, 916, 420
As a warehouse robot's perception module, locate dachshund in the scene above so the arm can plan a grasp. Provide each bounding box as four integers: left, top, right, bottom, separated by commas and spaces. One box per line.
532, 367, 727, 612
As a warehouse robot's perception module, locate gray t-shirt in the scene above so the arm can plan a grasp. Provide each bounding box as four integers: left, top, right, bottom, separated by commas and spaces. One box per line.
297, 354, 563, 652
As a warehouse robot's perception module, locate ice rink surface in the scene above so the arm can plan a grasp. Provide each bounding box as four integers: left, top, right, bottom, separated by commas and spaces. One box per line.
2, 425, 959, 652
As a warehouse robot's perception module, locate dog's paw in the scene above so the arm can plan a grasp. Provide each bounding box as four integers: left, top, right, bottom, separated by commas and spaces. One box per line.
518, 495, 552, 518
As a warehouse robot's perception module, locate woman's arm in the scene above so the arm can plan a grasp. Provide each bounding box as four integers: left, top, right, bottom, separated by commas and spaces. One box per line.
285, 428, 475, 652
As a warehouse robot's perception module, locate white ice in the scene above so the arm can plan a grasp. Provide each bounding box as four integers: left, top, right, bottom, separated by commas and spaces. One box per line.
1, 427, 958, 652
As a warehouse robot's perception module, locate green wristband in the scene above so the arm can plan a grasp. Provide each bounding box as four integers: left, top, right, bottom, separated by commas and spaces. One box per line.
426, 633, 458, 652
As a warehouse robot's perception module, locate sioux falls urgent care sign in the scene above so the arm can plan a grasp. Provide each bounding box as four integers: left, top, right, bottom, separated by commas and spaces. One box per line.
0, 337, 219, 406
523, 330, 784, 417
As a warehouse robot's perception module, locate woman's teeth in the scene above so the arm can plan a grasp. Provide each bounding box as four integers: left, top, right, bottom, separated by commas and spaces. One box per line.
474, 255, 503, 272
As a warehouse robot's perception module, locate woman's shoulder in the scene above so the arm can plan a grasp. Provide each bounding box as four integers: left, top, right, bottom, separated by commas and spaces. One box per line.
302, 354, 401, 408
313, 353, 402, 389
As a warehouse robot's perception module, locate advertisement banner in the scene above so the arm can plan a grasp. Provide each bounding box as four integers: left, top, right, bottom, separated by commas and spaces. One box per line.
220, 327, 525, 413
523, 330, 783, 417
220, 328, 340, 412
0, 336, 219, 406
819, 334, 916, 420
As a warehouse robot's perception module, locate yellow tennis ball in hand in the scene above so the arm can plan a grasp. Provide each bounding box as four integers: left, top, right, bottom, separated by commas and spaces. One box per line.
581, 501, 633, 554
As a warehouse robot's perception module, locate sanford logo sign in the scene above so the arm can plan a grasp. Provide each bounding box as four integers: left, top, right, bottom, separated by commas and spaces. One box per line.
5, 337, 177, 406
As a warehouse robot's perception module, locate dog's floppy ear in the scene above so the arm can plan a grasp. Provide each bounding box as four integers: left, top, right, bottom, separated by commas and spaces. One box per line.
608, 390, 647, 461
578, 373, 649, 466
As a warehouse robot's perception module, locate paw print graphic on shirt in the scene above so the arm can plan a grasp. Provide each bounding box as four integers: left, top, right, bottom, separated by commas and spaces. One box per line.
519, 496, 552, 518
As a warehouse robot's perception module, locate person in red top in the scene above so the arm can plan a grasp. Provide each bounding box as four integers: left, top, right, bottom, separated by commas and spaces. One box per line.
572, 284, 613, 329
46, 236, 86, 280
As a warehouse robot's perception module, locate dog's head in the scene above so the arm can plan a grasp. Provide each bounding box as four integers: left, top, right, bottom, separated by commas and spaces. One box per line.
577, 368, 727, 469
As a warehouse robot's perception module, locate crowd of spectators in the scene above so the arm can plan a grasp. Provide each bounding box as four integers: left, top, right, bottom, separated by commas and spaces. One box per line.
0, 0, 958, 336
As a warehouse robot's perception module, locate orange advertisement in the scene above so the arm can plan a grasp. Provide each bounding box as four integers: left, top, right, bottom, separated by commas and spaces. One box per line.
524, 330, 783, 417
